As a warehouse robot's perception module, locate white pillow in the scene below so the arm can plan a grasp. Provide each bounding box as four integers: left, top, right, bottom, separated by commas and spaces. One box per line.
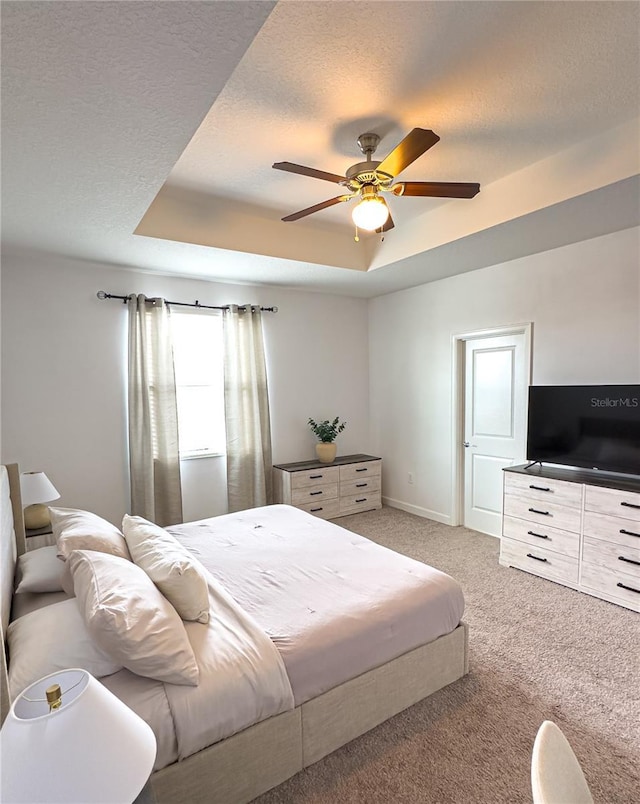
122, 515, 210, 624
7, 598, 122, 699
69, 549, 199, 686
50, 507, 131, 563
14, 546, 64, 594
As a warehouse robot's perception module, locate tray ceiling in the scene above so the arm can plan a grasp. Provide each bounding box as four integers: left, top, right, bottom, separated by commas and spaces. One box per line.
2, 1, 639, 297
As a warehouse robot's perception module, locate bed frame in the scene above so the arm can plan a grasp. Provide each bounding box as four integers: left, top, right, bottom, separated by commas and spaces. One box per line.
1, 463, 469, 804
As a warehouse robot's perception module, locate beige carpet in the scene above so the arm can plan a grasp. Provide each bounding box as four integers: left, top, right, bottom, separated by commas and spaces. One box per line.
256, 506, 640, 804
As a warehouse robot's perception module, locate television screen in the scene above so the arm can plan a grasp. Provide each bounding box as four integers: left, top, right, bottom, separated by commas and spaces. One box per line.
526, 385, 640, 476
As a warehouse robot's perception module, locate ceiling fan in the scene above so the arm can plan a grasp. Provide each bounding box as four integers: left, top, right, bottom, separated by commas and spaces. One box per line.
273, 128, 480, 234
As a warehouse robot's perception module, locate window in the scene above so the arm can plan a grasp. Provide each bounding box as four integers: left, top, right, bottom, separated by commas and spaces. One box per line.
171, 310, 225, 458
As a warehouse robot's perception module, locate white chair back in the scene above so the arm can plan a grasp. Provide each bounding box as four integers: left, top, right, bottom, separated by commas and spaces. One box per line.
531, 720, 594, 804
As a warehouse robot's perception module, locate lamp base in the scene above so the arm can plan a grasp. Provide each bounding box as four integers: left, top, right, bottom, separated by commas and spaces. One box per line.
24, 503, 51, 530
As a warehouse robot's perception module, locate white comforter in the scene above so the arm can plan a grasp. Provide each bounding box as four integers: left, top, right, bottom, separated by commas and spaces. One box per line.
165, 575, 294, 760
171, 505, 465, 706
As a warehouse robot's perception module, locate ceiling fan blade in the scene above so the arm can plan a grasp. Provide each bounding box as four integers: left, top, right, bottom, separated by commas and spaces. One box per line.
377, 129, 440, 178
273, 162, 345, 184
380, 211, 395, 232
281, 195, 350, 222
400, 181, 480, 198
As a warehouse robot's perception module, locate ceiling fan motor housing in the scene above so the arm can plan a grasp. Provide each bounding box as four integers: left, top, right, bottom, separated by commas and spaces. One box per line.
346, 132, 395, 191
345, 161, 394, 191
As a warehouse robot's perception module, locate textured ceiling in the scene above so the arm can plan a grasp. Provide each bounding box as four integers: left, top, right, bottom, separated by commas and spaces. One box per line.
171, 1, 639, 210
2, 1, 639, 297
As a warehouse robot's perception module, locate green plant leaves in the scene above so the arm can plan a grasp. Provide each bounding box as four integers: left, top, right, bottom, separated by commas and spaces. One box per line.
308, 416, 346, 443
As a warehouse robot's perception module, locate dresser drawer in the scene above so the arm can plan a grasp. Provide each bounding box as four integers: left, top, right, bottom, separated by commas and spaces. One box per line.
502, 515, 579, 558
291, 483, 338, 506
583, 511, 640, 549
298, 498, 341, 520
580, 562, 640, 612
504, 473, 582, 509
290, 466, 339, 489
339, 491, 382, 516
503, 495, 581, 533
582, 535, 640, 581
340, 476, 381, 497
339, 460, 381, 483
584, 485, 640, 522
500, 538, 578, 585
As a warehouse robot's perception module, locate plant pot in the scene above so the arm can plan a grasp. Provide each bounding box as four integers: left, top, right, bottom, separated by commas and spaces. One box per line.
316, 443, 337, 464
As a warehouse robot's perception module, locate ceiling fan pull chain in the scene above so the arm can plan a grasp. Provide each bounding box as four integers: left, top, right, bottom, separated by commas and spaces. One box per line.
354, 224, 359, 243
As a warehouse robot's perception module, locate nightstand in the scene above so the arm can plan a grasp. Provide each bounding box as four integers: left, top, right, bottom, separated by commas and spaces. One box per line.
26, 525, 56, 551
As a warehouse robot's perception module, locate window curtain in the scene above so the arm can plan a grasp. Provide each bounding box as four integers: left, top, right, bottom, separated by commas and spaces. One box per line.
127, 294, 183, 526
223, 305, 273, 512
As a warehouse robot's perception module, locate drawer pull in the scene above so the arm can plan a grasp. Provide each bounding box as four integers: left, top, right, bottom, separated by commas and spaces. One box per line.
309, 474, 323, 479
356, 468, 368, 473
310, 507, 323, 512
356, 483, 368, 488
526, 553, 548, 563
528, 507, 550, 516
618, 556, 640, 567
527, 530, 549, 540
309, 491, 323, 496
617, 582, 640, 595
620, 529, 640, 538
355, 498, 367, 503
621, 501, 640, 510
529, 484, 551, 492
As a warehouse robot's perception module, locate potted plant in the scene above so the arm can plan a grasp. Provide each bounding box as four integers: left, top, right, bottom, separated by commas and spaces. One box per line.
308, 417, 346, 464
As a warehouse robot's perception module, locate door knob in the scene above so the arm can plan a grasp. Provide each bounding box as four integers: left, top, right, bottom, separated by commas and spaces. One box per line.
463, 442, 477, 448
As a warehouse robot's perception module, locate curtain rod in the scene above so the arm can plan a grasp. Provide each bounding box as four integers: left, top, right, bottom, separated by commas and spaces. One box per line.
96, 291, 278, 313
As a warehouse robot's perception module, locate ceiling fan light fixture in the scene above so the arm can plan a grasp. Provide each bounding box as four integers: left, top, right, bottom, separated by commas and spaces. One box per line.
351, 195, 389, 231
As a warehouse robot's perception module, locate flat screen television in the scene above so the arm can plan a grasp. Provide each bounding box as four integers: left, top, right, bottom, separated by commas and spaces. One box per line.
526, 385, 640, 476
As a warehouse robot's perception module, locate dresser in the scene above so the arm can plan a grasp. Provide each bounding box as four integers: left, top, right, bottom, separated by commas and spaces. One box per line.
500, 465, 640, 612
273, 454, 382, 520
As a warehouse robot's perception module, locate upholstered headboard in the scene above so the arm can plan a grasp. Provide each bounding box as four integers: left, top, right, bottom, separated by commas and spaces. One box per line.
1, 464, 26, 723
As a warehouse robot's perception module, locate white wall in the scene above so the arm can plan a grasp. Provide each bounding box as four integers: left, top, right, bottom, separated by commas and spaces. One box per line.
1, 252, 369, 524
4, 227, 638, 528
369, 227, 640, 524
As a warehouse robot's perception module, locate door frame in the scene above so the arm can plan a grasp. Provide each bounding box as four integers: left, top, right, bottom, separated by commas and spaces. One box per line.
450, 323, 533, 528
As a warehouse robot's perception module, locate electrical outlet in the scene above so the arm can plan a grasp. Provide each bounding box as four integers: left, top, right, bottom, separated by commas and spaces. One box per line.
408, 472, 414, 484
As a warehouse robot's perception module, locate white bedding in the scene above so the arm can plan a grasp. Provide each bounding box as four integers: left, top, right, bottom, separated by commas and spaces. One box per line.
164, 575, 293, 761
103, 574, 294, 768
9, 542, 295, 772
8, 503, 464, 773
170, 505, 465, 705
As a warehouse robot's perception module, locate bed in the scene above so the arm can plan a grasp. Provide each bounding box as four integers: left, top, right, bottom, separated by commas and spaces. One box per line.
0, 463, 469, 804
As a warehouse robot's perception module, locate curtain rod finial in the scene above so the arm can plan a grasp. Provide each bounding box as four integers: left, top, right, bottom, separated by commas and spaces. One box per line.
97, 291, 107, 300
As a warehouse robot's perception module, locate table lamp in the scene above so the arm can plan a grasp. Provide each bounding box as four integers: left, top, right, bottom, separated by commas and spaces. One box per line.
0, 668, 157, 803
20, 471, 60, 530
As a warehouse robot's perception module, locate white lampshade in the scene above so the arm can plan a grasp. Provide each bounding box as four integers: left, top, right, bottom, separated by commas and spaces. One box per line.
351, 196, 389, 231
20, 471, 60, 506
0, 668, 157, 804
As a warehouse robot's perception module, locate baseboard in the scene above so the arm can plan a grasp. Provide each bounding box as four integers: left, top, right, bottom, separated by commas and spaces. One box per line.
382, 496, 452, 526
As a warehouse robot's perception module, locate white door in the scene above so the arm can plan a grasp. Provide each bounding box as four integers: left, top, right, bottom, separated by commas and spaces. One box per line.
463, 333, 527, 536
